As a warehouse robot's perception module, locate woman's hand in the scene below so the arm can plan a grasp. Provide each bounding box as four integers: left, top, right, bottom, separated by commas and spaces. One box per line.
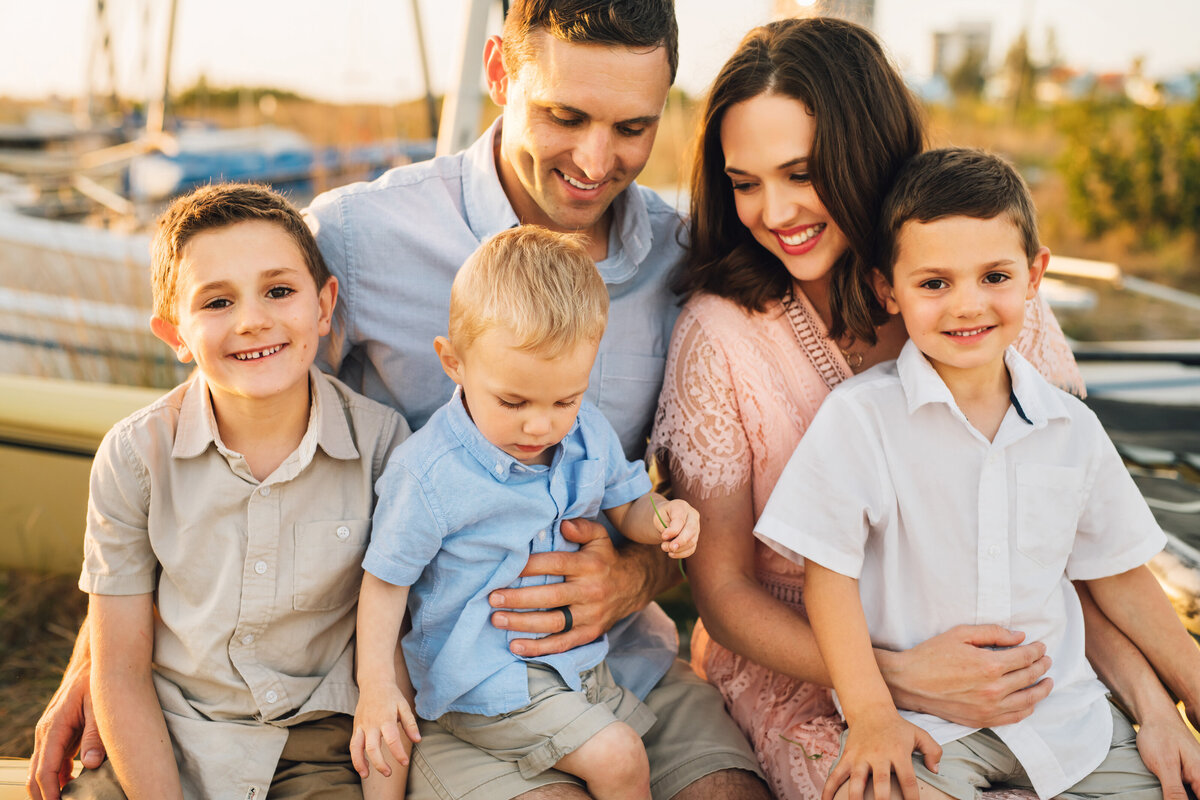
878, 624, 1053, 728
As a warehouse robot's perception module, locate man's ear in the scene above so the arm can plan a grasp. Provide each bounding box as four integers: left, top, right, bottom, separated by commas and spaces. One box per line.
433, 336, 464, 385
871, 269, 901, 315
151, 316, 193, 363
1026, 246, 1050, 299
483, 35, 509, 107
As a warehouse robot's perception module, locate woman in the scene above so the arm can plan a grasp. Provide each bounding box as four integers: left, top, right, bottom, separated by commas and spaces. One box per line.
650, 17, 1198, 800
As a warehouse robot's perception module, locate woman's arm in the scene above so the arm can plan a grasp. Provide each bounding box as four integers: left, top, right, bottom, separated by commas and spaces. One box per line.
89, 593, 183, 800
681, 477, 1054, 726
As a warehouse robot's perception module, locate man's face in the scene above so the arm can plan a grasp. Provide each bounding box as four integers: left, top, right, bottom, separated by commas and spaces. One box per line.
489, 31, 671, 244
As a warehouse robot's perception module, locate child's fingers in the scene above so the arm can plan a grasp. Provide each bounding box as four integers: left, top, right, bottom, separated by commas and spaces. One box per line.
895, 759, 922, 800
365, 729, 394, 777
872, 761, 895, 800
821, 759, 851, 800
847, 763, 870, 800
916, 729, 942, 773
349, 724, 370, 777
398, 703, 423, 745
381, 720, 411, 767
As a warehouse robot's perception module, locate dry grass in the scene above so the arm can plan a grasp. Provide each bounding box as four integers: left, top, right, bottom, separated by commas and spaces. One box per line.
0, 570, 87, 757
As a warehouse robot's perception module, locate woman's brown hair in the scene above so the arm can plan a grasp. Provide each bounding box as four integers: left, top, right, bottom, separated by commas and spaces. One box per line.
678, 17, 924, 344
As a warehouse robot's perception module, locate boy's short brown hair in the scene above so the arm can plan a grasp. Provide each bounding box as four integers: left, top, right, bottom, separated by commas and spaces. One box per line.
150, 183, 330, 322
501, 0, 678, 84
449, 225, 608, 357
876, 147, 1041, 283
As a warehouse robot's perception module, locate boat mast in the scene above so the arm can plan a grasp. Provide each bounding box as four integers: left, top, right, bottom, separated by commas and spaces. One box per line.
436, 0, 494, 156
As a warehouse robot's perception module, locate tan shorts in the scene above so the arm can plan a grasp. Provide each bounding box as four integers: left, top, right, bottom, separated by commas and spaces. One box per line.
409, 658, 763, 800
61, 714, 361, 800
438, 661, 657, 780
834, 702, 1162, 800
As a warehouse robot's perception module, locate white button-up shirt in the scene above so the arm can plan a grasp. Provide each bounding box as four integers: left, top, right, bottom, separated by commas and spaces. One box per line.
756, 341, 1165, 799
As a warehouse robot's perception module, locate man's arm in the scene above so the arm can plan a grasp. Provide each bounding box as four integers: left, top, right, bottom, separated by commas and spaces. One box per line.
487, 518, 680, 657
89, 593, 183, 800
27, 616, 106, 800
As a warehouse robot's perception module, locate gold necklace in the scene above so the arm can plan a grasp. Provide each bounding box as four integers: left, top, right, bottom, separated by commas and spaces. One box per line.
840, 348, 864, 371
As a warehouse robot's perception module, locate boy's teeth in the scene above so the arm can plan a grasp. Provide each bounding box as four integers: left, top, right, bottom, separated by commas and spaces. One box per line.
562, 173, 600, 190
235, 345, 283, 360
947, 327, 988, 337
779, 224, 825, 246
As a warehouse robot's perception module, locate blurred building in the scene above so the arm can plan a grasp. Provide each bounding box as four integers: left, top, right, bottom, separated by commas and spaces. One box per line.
772, 0, 876, 30
932, 21, 992, 77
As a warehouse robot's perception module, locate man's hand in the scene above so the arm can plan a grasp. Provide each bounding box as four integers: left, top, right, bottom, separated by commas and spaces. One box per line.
488, 518, 675, 657
880, 624, 1053, 729
27, 625, 106, 800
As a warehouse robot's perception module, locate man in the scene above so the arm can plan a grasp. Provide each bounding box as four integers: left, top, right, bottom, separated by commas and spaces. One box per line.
28, 2, 767, 800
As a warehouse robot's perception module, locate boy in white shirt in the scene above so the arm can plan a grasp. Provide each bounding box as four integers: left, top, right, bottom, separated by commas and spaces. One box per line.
755, 148, 1199, 800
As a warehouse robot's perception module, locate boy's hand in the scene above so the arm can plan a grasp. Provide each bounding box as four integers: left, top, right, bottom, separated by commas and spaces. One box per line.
822, 711, 941, 800
655, 497, 699, 559
351, 683, 421, 779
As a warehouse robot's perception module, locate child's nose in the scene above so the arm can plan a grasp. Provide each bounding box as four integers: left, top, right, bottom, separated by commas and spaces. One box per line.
236, 300, 272, 333
523, 415, 552, 436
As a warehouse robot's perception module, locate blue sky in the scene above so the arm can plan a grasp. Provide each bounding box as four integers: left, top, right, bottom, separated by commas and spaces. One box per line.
1, 0, 1197, 104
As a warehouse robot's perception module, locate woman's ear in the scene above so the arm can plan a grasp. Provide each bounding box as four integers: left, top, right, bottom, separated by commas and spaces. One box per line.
871, 270, 901, 315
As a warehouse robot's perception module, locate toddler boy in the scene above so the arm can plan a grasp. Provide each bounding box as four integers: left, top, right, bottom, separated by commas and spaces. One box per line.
351, 225, 699, 800
756, 148, 1199, 800
70, 183, 409, 800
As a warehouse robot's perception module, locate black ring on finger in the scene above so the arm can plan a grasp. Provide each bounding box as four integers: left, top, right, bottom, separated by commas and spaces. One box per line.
555, 605, 573, 634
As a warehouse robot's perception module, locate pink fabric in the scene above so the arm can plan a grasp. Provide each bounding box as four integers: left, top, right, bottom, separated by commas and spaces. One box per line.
649, 288, 1082, 800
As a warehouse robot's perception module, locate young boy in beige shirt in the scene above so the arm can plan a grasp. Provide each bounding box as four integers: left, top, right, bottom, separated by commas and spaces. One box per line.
68, 184, 409, 800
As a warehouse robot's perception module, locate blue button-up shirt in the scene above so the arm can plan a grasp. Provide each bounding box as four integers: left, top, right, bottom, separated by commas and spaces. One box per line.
305, 119, 684, 461
364, 392, 652, 719
305, 119, 683, 700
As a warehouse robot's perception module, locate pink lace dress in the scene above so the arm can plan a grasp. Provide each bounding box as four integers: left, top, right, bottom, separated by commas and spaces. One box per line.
648, 288, 1083, 800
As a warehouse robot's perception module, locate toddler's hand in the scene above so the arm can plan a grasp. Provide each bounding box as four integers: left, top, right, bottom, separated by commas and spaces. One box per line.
351, 682, 422, 779
821, 710, 940, 800
655, 497, 699, 559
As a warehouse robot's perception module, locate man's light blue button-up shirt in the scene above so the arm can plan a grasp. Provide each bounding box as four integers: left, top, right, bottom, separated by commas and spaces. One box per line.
305, 120, 683, 700
364, 392, 652, 720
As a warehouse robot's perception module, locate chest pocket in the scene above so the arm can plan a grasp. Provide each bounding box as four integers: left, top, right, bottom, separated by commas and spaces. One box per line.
563, 459, 606, 521
1015, 465, 1085, 569
293, 519, 370, 611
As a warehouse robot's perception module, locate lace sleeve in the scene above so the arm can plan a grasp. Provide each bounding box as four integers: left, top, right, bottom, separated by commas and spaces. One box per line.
1016, 294, 1086, 397
648, 305, 752, 500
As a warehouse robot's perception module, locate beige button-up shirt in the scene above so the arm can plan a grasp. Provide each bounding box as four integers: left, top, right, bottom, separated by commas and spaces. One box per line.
80, 366, 408, 799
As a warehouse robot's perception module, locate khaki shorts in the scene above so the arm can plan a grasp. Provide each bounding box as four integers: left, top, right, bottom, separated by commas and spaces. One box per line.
834, 702, 1162, 800
408, 658, 763, 800
438, 661, 656, 779
62, 713, 361, 800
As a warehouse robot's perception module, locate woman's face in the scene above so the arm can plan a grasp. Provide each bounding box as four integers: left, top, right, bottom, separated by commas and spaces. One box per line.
720, 92, 849, 289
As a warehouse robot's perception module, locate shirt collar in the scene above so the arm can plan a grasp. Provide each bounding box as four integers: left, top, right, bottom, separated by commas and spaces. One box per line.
443, 387, 576, 483
896, 339, 1071, 428
171, 367, 361, 465
460, 118, 653, 284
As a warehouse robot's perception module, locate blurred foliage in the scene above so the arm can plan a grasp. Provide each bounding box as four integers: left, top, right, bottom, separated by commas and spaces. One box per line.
1057, 88, 1200, 248
174, 75, 309, 108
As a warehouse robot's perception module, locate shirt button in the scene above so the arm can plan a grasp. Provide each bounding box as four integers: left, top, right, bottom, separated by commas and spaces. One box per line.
494, 464, 504, 475
241, 634, 254, 645
336, 526, 351, 540
254, 560, 268, 574
538, 530, 547, 541
265, 690, 278, 704
988, 545, 1001, 558
259, 485, 271, 496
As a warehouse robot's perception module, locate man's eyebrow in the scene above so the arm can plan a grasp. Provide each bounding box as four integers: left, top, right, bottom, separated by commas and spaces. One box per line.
548, 103, 660, 126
